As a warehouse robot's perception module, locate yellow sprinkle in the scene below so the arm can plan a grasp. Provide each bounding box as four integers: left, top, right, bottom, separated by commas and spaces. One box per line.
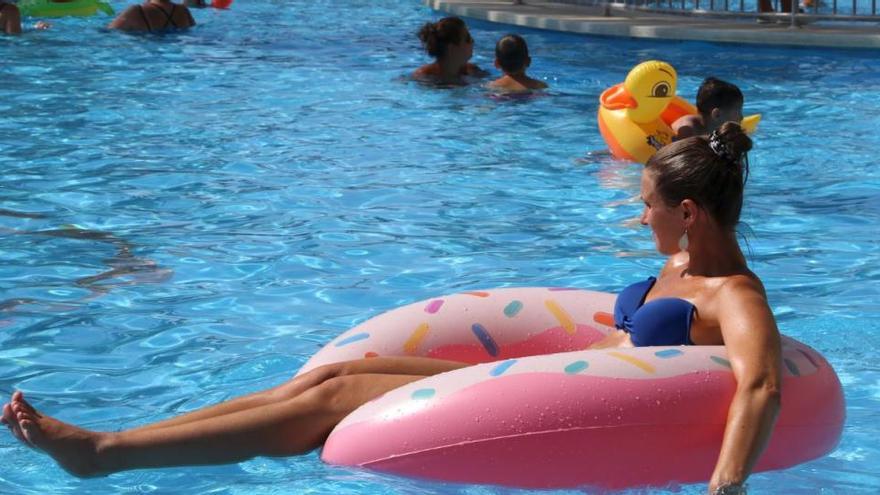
545, 300, 576, 335
608, 352, 656, 374
404, 323, 430, 354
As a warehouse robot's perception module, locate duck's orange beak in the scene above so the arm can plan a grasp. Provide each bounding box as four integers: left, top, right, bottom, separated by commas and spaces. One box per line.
600, 83, 638, 110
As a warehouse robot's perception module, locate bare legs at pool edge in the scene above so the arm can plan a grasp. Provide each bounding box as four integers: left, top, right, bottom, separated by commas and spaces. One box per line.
1, 357, 469, 477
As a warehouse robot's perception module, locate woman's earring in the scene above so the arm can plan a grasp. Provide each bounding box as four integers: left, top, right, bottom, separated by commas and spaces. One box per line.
678, 229, 689, 252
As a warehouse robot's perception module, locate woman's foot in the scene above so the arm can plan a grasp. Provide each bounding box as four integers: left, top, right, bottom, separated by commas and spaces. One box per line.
4, 391, 109, 477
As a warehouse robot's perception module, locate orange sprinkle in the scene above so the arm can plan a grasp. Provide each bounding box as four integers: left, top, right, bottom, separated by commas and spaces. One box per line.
364, 352, 379, 358
545, 300, 576, 335
464, 291, 490, 298
403, 322, 430, 354
608, 352, 656, 374
593, 311, 615, 327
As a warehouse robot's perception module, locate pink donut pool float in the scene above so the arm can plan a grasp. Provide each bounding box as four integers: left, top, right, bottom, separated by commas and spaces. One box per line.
299, 287, 845, 490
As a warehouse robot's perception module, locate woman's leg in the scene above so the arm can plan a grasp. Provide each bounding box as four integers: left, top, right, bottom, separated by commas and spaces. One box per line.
4, 373, 424, 477
131, 356, 469, 432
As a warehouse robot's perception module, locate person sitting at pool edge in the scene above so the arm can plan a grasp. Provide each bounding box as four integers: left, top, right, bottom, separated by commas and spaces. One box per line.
0, 0, 21, 35
672, 77, 744, 140
487, 34, 548, 92
108, 0, 195, 33
413, 17, 487, 85
2, 123, 779, 495
1, 1, 49, 34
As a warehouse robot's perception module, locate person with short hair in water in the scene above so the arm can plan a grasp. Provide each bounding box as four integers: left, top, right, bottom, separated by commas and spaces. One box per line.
487, 34, 547, 92
108, 0, 195, 32
672, 77, 745, 140
413, 17, 487, 86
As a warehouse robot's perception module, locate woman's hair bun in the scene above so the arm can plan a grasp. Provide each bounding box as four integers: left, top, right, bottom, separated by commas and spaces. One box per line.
416, 17, 465, 59
709, 121, 752, 165
418, 22, 439, 56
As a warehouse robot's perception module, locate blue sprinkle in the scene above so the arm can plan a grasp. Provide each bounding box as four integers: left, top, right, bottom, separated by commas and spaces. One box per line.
710, 356, 732, 369
490, 359, 518, 377
564, 360, 589, 374
334, 332, 370, 347
471, 324, 499, 357
411, 388, 435, 400
784, 358, 801, 376
503, 301, 523, 318
655, 349, 684, 359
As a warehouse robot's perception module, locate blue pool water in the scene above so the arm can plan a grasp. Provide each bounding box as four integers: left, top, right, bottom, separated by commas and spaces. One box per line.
2, 0, 879, 493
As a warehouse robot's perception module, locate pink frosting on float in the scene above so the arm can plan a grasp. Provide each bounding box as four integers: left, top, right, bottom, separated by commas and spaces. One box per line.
323, 365, 844, 489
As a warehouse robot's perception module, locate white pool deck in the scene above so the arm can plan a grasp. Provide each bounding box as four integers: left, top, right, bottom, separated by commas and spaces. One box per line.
426, 0, 880, 49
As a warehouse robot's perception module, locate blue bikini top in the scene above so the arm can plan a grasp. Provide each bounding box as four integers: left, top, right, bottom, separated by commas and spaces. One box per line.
613, 277, 695, 347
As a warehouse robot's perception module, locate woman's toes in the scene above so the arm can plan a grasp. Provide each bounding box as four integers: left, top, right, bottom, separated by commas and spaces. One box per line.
2, 403, 13, 425
19, 418, 39, 446
3, 404, 29, 445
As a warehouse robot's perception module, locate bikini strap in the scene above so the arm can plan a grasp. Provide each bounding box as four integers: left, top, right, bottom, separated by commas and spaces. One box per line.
137, 4, 153, 32
158, 3, 179, 30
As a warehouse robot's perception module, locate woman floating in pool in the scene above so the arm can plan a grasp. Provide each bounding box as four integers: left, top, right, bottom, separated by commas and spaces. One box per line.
108, 0, 195, 32
3, 123, 777, 494
413, 17, 487, 86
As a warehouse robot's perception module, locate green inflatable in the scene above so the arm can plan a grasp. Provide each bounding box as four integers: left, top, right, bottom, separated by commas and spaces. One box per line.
18, 0, 114, 17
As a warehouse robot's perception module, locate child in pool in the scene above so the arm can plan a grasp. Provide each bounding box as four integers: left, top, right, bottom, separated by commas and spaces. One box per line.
672, 77, 744, 140
487, 34, 547, 92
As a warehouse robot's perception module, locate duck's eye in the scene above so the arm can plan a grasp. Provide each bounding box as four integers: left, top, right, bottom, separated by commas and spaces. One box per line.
651, 82, 670, 98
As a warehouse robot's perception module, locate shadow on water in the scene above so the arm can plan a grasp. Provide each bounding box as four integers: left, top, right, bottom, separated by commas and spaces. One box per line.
0, 216, 173, 313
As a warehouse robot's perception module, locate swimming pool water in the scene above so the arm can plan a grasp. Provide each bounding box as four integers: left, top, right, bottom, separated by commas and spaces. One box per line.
1, 0, 878, 493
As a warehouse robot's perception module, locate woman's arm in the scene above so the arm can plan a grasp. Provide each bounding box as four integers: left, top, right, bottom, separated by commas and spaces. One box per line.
709, 276, 782, 493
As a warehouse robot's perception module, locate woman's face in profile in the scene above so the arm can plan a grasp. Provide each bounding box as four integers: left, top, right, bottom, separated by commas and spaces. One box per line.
640, 170, 685, 255
451, 28, 474, 62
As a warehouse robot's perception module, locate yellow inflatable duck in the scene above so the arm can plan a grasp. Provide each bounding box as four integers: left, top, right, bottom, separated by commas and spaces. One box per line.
597, 60, 760, 164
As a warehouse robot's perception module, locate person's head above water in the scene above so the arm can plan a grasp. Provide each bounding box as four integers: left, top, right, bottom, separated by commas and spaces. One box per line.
695, 77, 744, 133
644, 121, 752, 249
494, 34, 530, 74
417, 17, 473, 62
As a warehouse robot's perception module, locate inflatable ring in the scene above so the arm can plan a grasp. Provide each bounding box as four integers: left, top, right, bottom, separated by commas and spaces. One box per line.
18, 0, 114, 17
598, 60, 761, 164
301, 287, 844, 489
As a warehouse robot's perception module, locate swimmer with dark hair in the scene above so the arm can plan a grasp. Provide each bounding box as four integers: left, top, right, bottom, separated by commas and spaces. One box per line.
108, 0, 195, 33
413, 17, 487, 85
487, 34, 547, 92
673, 77, 744, 140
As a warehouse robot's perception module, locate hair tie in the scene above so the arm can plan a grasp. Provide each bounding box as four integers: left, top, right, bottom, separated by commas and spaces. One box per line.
708, 130, 736, 164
